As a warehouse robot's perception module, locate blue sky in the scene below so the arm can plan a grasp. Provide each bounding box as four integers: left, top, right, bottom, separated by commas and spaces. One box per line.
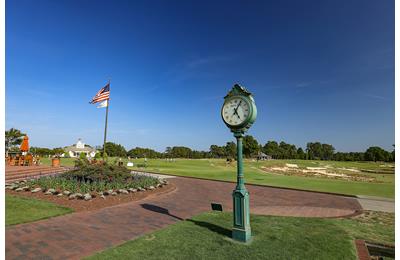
6, 0, 394, 152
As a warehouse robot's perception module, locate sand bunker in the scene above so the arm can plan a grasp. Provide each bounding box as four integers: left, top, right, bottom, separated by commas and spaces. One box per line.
260, 165, 376, 182
338, 168, 360, 173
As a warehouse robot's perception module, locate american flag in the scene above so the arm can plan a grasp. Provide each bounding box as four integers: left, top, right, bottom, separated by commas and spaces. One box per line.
90, 83, 110, 104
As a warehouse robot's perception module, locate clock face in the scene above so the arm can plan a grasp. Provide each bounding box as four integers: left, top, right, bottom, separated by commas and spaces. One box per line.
222, 97, 250, 126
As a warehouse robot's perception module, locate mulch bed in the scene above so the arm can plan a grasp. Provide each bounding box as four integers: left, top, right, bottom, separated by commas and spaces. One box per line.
6, 183, 176, 212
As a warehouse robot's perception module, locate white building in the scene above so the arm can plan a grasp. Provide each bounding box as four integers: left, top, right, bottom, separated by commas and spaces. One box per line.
63, 139, 97, 158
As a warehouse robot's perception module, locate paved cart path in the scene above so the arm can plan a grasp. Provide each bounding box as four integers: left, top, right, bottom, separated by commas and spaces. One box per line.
6, 177, 362, 260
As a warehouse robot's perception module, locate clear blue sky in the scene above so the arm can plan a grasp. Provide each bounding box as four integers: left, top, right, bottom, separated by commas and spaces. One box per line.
6, 0, 394, 152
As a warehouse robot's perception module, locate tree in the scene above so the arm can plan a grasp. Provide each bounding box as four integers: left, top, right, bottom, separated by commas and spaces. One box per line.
191, 150, 209, 159
242, 135, 260, 158
225, 142, 237, 159
306, 142, 323, 160
127, 147, 161, 158
52, 147, 65, 156
210, 145, 226, 158
364, 146, 390, 162
263, 141, 279, 159
30, 147, 53, 156
175, 146, 192, 158
297, 147, 306, 159
103, 142, 127, 157
5, 128, 25, 155
321, 144, 335, 160
165, 147, 172, 158
279, 141, 297, 159
391, 144, 395, 162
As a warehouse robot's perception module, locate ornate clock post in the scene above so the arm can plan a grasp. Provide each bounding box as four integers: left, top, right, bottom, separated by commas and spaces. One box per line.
221, 84, 257, 243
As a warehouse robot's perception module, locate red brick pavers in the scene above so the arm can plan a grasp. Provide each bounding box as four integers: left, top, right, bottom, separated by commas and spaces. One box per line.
6, 166, 70, 183
6, 177, 362, 260
354, 240, 370, 260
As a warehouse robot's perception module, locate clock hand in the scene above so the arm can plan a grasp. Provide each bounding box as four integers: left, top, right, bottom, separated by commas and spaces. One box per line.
233, 101, 242, 119
235, 100, 242, 111
233, 108, 241, 119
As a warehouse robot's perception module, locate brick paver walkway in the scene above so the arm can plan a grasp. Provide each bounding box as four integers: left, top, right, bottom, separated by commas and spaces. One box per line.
6, 166, 70, 183
6, 177, 362, 259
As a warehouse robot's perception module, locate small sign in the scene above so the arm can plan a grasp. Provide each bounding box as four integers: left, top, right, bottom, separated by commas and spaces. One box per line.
211, 203, 223, 211
127, 162, 134, 167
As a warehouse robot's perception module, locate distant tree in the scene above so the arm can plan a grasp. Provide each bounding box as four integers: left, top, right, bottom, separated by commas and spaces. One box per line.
30, 147, 54, 156
225, 142, 237, 159
297, 147, 306, 159
5, 128, 25, 155
321, 144, 335, 160
364, 146, 390, 162
210, 145, 226, 158
279, 141, 297, 159
165, 147, 172, 158
306, 142, 323, 160
263, 141, 279, 159
94, 152, 101, 159
191, 150, 209, 159
63, 151, 71, 158
242, 135, 260, 158
103, 142, 127, 157
170, 146, 192, 158
391, 144, 395, 162
79, 153, 86, 159
128, 147, 161, 158
52, 147, 65, 156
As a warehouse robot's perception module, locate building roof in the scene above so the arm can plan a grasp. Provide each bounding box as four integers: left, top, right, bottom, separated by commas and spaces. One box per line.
64, 139, 96, 152
64, 146, 97, 152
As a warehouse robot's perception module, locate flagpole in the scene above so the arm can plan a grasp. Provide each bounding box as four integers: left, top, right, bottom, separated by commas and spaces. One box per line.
103, 80, 110, 162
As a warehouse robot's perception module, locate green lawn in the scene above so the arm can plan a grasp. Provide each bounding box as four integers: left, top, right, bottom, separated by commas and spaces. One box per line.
40, 157, 77, 167
87, 211, 394, 260
127, 159, 394, 198
40, 158, 395, 198
6, 194, 73, 226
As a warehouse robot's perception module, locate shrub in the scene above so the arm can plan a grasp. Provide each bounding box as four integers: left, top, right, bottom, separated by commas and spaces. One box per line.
21, 159, 159, 193
25, 160, 160, 193
79, 153, 86, 160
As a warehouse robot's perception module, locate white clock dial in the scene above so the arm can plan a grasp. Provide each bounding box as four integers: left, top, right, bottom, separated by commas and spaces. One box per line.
222, 97, 250, 126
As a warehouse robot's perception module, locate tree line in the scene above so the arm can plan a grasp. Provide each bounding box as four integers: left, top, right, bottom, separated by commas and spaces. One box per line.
5, 128, 394, 162
102, 139, 395, 162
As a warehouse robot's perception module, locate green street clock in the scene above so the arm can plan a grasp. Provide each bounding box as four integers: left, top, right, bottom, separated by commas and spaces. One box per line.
221, 84, 257, 133
221, 84, 257, 243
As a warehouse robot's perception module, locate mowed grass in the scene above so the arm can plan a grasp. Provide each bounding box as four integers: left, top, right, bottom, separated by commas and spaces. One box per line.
41, 158, 395, 198
87, 211, 394, 260
127, 159, 394, 198
40, 157, 76, 167
6, 194, 73, 226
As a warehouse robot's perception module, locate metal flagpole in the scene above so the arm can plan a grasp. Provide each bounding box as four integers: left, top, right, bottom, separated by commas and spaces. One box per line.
102, 79, 110, 162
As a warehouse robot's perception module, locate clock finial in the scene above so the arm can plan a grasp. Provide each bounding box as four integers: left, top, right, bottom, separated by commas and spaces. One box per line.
224, 83, 252, 99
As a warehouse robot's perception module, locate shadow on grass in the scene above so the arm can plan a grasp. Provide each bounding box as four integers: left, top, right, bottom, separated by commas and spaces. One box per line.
140, 204, 231, 238
140, 203, 184, 220
187, 219, 232, 237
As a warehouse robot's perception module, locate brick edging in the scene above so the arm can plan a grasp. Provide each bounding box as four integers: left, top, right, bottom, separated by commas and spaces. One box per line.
355, 240, 370, 260
131, 169, 359, 198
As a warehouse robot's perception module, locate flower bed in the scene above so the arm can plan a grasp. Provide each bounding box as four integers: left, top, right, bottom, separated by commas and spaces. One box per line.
5, 160, 168, 201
